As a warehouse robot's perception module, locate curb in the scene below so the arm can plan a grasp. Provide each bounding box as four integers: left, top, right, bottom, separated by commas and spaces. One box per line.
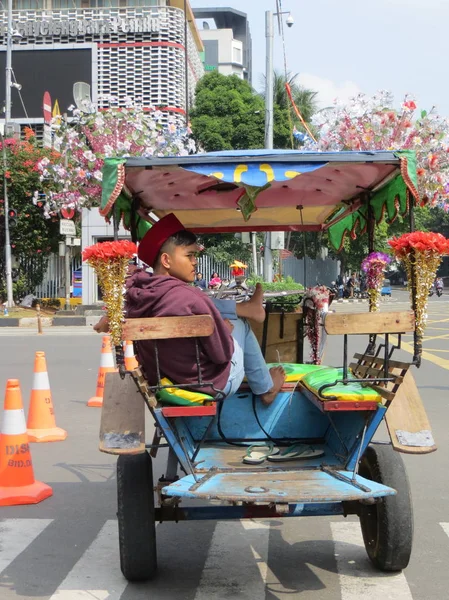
0, 315, 103, 327
336, 297, 396, 304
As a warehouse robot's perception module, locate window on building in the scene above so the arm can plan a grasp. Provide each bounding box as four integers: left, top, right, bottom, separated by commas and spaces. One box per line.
232, 45, 242, 65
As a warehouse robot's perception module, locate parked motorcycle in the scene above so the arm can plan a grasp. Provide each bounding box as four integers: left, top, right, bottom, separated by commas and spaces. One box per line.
430, 278, 444, 297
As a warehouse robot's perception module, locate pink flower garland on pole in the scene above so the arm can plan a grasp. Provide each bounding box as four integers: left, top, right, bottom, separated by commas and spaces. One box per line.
361, 252, 392, 312
304, 285, 330, 364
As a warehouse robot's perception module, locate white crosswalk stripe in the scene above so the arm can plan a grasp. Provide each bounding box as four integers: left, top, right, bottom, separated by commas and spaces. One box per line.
49, 520, 126, 600
2, 517, 448, 598
331, 522, 413, 600
440, 523, 449, 538
0, 518, 53, 573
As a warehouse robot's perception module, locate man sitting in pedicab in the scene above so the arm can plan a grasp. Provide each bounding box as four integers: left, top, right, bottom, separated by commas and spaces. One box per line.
96, 214, 285, 404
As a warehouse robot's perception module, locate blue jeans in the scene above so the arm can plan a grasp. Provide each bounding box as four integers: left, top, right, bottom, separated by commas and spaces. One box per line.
213, 299, 273, 398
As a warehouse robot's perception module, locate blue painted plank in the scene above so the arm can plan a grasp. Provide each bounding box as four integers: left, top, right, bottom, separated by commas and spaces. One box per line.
163, 470, 396, 504
184, 390, 329, 442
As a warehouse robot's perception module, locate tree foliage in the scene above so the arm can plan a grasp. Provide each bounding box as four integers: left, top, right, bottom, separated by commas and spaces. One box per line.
190, 71, 318, 152
0, 129, 61, 300
190, 72, 265, 151
198, 233, 253, 266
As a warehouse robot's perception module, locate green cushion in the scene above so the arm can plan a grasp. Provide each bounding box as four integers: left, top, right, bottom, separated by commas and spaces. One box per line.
301, 367, 382, 402
266, 363, 328, 382
156, 377, 214, 406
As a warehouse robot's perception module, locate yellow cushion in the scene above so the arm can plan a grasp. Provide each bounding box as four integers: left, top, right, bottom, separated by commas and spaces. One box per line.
301, 367, 382, 402
267, 363, 328, 382
244, 363, 328, 384
156, 378, 214, 406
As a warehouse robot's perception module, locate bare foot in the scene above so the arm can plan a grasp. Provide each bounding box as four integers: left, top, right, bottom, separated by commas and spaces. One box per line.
260, 366, 286, 406
94, 315, 110, 333
236, 283, 266, 323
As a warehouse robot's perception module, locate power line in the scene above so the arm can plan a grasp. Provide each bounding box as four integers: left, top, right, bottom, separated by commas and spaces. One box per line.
11, 68, 31, 127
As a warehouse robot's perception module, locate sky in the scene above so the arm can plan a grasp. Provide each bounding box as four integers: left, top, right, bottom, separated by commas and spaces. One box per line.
191, 0, 449, 116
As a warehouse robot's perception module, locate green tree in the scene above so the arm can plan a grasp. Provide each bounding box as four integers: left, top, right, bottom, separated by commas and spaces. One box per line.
199, 233, 253, 266
0, 129, 61, 301
191, 70, 319, 152
190, 72, 265, 151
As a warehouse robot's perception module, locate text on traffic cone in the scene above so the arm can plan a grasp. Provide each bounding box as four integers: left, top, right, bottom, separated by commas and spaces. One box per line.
0, 379, 53, 506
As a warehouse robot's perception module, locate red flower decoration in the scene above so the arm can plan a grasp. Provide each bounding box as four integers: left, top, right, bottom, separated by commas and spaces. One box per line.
388, 231, 449, 258
82, 240, 137, 263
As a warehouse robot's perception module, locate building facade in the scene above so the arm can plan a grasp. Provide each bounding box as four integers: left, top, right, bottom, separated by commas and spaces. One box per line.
0, 1, 204, 304
193, 7, 252, 84
0, 0, 204, 133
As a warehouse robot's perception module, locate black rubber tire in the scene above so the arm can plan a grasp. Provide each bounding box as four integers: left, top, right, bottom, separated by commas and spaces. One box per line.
358, 444, 413, 571
117, 452, 157, 581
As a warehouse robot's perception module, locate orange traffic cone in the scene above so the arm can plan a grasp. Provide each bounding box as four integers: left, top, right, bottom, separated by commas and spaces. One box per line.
124, 340, 139, 371
0, 379, 53, 506
88, 336, 117, 407
27, 351, 67, 443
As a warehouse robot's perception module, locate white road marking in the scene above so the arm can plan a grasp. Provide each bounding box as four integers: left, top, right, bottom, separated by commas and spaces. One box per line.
0, 518, 53, 573
194, 520, 270, 600
331, 522, 413, 600
49, 520, 126, 600
440, 523, 449, 538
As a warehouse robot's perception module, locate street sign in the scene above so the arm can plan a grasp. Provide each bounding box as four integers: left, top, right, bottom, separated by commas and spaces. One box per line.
43, 91, 52, 124
60, 219, 76, 236
61, 206, 75, 219
52, 99, 61, 126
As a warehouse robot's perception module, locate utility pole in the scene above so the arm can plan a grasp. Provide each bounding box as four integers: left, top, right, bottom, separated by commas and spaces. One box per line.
263, 7, 293, 283
263, 10, 274, 283
3, 0, 15, 307
251, 232, 258, 276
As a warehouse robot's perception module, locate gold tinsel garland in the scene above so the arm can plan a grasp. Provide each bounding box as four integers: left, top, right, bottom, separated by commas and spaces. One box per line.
89, 257, 129, 346
402, 250, 442, 340
367, 288, 381, 312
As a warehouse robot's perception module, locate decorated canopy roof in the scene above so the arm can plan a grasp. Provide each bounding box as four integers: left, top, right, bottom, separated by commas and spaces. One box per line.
101, 149, 419, 250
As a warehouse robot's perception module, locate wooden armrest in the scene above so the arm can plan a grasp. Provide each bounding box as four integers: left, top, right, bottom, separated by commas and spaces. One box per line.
323, 311, 415, 335
122, 315, 215, 341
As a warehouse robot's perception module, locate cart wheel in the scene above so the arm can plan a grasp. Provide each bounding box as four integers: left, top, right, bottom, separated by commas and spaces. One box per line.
358, 444, 413, 571
117, 452, 157, 581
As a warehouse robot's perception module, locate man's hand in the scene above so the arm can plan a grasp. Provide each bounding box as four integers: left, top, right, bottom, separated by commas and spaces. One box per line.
223, 318, 234, 333
94, 315, 110, 333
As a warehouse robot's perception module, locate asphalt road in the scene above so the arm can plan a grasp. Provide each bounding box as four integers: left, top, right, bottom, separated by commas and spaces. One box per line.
0, 294, 448, 600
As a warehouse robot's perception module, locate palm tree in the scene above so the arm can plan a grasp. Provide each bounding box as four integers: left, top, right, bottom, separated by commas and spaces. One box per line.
261, 71, 318, 122
260, 70, 319, 147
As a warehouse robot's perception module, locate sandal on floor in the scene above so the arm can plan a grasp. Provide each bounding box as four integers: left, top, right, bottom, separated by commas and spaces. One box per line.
243, 443, 280, 465
267, 443, 324, 462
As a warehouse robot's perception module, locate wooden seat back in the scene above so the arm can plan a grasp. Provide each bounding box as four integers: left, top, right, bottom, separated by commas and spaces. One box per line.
323, 311, 415, 336
121, 315, 215, 341
349, 353, 411, 403
322, 311, 415, 406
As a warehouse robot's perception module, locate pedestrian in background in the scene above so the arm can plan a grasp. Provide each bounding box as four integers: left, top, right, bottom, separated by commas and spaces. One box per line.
194, 272, 207, 290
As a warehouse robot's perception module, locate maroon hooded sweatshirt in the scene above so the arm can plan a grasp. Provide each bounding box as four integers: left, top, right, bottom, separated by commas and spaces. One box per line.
126, 271, 234, 396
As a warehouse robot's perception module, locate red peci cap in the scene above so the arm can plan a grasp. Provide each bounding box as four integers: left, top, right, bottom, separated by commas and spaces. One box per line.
138, 213, 186, 267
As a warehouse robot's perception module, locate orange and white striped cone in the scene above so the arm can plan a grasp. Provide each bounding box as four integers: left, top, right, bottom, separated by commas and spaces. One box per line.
124, 340, 139, 371
0, 379, 53, 506
27, 351, 67, 443
88, 336, 117, 407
